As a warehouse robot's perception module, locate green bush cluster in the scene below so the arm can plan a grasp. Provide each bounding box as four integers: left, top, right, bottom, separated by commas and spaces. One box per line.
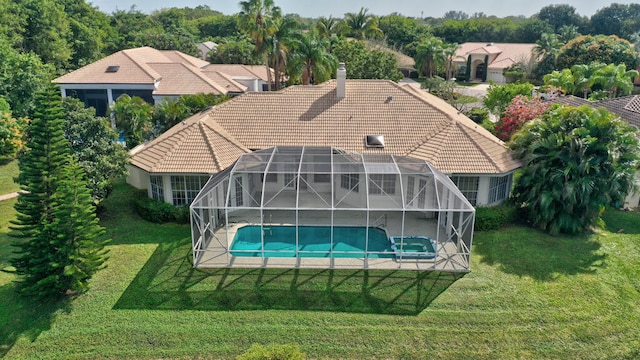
132, 190, 190, 224
464, 107, 489, 124
236, 343, 306, 360
474, 204, 518, 231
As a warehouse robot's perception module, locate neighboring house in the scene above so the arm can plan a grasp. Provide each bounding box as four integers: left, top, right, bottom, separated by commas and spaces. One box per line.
203, 64, 273, 92
454, 42, 537, 83
128, 65, 520, 208
551, 95, 640, 207
53, 47, 270, 116
196, 41, 218, 60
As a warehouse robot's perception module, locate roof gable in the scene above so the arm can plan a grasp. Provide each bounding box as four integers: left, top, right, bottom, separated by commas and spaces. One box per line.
130, 114, 250, 173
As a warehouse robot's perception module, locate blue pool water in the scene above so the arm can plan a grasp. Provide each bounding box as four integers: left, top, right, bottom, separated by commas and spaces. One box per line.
389, 236, 437, 259
230, 225, 394, 258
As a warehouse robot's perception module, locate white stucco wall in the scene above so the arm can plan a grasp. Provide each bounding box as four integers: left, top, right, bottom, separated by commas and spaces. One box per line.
623, 169, 640, 209
126, 165, 149, 190
487, 69, 506, 83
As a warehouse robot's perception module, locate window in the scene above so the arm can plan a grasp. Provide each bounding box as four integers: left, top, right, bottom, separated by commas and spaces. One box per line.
450, 176, 479, 206
406, 176, 415, 205
340, 173, 359, 192
234, 177, 243, 206
150, 175, 164, 201
171, 175, 209, 205
284, 173, 296, 189
418, 179, 427, 208
171, 176, 186, 205
314, 173, 330, 183
261, 173, 278, 183
488, 175, 510, 204
368, 174, 396, 195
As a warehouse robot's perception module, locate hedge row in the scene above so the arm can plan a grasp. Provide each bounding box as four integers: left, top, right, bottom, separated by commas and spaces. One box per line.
132, 190, 190, 224
474, 204, 518, 231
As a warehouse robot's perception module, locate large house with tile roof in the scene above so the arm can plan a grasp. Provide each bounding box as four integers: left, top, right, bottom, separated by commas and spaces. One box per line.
454, 42, 537, 83
127, 66, 521, 208
53, 47, 272, 116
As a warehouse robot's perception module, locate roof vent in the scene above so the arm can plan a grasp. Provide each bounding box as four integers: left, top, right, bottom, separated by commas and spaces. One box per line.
486, 42, 494, 46
386, 95, 393, 103
106, 65, 120, 73
365, 135, 385, 148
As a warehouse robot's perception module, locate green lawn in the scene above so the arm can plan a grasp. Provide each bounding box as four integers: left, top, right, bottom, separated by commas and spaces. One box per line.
0, 160, 19, 195
1, 182, 639, 359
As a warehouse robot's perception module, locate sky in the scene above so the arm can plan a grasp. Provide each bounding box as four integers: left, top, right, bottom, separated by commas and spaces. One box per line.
90, 0, 637, 18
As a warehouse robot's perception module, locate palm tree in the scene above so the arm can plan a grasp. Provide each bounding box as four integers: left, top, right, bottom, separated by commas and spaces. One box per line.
288, 31, 338, 85
558, 25, 580, 43
571, 63, 601, 98
591, 63, 639, 99
442, 43, 459, 80
414, 37, 445, 78
239, 0, 282, 89
340, 8, 383, 40
543, 69, 575, 95
264, 16, 299, 89
533, 33, 563, 77
533, 33, 563, 60
510, 106, 639, 234
315, 16, 339, 40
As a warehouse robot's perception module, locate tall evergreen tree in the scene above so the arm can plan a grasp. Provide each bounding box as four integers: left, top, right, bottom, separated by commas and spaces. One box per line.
44, 158, 110, 295
10, 85, 71, 297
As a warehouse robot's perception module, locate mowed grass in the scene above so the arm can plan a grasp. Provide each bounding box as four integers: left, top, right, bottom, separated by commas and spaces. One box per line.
0, 160, 19, 195
1, 181, 639, 359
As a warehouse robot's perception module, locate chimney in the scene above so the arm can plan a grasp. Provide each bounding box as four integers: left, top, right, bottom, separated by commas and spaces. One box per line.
336, 62, 346, 99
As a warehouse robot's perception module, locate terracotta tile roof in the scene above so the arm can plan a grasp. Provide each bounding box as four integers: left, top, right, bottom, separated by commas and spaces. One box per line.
54, 47, 164, 84
203, 64, 273, 81
131, 79, 520, 175
53, 47, 245, 96
149, 63, 228, 95
456, 42, 537, 70
201, 70, 248, 93
158, 50, 210, 68
130, 113, 250, 173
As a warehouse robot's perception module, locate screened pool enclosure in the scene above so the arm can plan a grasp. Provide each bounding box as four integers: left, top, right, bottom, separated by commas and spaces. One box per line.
190, 147, 475, 271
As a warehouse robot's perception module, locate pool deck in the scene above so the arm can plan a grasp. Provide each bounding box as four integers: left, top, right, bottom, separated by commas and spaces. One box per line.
194, 210, 471, 272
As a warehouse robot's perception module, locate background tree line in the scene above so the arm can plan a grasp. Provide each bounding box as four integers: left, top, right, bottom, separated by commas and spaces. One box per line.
0, 1, 639, 120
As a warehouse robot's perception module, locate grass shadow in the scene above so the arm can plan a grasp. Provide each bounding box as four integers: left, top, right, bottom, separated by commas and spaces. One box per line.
113, 238, 463, 315
0, 283, 70, 357
473, 225, 605, 281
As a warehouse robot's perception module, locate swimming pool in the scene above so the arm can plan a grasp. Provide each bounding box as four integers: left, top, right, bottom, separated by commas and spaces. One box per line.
389, 236, 437, 259
230, 225, 394, 258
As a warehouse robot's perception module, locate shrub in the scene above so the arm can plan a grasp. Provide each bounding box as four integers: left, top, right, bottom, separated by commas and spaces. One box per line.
474, 204, 517, 231
132, 190, 189, 224
494, 95, 552, 141
173, 204, 191, 224
464, 107, 489, 124
236, 343, 306, 360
